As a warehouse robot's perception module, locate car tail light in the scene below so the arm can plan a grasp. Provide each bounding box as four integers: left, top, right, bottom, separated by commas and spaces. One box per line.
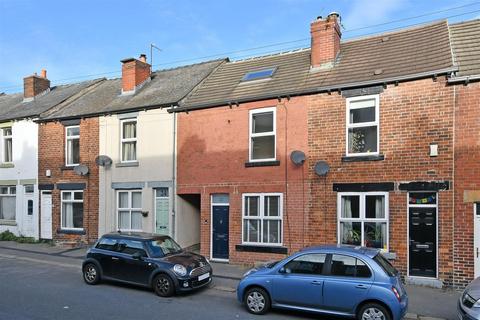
392, 286, 401, 302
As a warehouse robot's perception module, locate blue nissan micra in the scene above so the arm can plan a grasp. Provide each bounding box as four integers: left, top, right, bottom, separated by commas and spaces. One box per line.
237, 245, 408, 320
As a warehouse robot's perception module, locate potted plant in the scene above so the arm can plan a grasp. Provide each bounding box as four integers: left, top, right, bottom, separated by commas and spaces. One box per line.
366, 225, 383, 248
344, 228, 361, 245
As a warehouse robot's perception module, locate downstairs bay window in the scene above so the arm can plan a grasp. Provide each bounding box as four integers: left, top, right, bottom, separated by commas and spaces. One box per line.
242, 193, 282, 245
338, 192, 389, 250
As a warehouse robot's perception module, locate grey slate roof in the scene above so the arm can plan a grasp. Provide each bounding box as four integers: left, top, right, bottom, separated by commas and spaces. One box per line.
449, 19, 480, 78
176, 20, 456, 112
39, 59, 225, 120
0, 79, 102, 122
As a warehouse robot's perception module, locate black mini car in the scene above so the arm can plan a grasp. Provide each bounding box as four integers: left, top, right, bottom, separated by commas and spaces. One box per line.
82, 232, 212, 297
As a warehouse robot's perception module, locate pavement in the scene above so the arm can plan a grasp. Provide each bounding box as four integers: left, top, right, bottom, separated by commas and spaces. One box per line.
0, 241, 461, 320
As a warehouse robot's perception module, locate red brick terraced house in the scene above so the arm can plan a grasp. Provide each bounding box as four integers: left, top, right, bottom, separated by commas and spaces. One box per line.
171, 14, 480, 288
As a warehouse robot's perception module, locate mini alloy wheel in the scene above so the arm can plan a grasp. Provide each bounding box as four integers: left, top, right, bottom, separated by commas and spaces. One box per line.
154, 274, 175, 297
244, 287, 271, 315
358, 303, 391, 320
83, 263, 100, 285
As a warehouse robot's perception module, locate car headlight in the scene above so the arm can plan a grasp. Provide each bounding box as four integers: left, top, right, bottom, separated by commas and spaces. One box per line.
474, 299, 480, 308
173, 264, 187, 276
242, 268, 257, 278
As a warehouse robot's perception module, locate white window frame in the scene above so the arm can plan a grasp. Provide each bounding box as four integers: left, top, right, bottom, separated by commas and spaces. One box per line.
120, 119, 137, 163
65, 125, 80, 166
345, 94, 380, 157
249, 107, 276, 162
2, 127, 12, 164
117, 190, 142, 232
0, 186, 16, 222
60, 190, 84, 231
337, 191, 389, 251
242, 193, 283, 246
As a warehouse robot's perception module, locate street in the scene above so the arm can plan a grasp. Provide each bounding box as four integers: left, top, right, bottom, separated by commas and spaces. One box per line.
0, 243, 461, 320
0, 253, 322, 320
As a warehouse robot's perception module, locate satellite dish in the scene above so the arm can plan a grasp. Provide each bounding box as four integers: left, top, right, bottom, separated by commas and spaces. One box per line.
74, 164, 89, 176
314, 161, 330, 176
95, 155, 112, 167
290, 150, 306, 166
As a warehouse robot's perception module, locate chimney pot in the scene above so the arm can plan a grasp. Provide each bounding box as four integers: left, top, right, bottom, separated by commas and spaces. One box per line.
139, 54, 147, 63
310, 12, 342, 69
41, 69, 47, 78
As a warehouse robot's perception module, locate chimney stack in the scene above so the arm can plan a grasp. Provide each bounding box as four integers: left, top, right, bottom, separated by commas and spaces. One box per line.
23, 69, 50, 100
310, 12, 342, 69
121, 54, 151, 94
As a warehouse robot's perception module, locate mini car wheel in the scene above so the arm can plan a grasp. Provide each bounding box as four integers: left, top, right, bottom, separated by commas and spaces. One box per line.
244, 287, 271, 315
358, 303, 391, 320
83, 263, 100, 285
153, 274, 175, 297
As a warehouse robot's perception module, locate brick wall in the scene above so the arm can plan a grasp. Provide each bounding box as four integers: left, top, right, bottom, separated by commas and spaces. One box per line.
307, 78, 455, 286
177, 77, 457, 287
453, 81, 480, 288
38, 118, 99, 244
177, 97, 309, 264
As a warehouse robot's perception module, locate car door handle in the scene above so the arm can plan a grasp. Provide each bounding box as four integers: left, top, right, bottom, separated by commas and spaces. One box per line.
311, 280, 322, 285
111, 257, 120, 261
355, 284, 368, 289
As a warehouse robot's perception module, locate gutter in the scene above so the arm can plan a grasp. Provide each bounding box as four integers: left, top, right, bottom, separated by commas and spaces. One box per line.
34, 102, 178, 123
447, 75, 480, 84
170, 66, 458, 113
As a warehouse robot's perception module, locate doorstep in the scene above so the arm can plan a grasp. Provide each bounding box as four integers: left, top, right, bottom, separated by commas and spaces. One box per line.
406, 276, 443, 289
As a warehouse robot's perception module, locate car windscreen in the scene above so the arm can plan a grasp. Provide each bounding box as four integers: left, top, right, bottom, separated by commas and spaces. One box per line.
145, 237, 182, 258
373, 253, 398, 277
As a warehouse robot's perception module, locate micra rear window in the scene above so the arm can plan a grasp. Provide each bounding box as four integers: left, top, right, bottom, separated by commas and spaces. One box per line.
373, 253, 398, 277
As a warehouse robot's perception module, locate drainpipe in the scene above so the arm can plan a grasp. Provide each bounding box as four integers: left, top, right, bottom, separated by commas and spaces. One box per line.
171, 111, 177, 240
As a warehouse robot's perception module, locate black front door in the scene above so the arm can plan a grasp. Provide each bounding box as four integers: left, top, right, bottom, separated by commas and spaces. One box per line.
212, 205, 229, 260
409, 206, 437, 277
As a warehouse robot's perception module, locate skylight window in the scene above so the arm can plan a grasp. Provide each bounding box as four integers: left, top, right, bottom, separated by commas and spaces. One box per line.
242, 68, 276, 82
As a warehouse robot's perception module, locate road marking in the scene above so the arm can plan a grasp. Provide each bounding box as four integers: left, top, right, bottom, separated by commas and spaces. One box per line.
0, 253, 80, 270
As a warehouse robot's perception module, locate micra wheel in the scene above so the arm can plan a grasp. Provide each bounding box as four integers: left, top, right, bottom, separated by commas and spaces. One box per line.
244, 287, 271, 315
357, 303, 391, 320
83, 263, 100, 285
153, 274, 175, 297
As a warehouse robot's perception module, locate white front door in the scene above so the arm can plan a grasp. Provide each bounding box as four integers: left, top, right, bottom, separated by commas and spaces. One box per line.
475, 203, 480, 278
22, 192, 35, 237
40, 191, 52, 239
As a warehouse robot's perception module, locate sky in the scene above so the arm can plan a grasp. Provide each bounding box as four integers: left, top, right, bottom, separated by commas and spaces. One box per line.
1, 0, 480, 93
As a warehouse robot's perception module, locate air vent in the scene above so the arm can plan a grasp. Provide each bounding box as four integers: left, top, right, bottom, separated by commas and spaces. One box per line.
382, 36, 390, 43
373, 69, 383, 75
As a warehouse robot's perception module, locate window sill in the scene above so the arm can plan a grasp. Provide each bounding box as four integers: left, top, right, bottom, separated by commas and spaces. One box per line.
245, 160, 280, 168
57, 229, 86, 235
0, 220, 17, 226
116, 161, 139, 168
341, 154, 384, 162
0, 163, 14, 168
235, 244, 288, 254
61, 166, 75, 171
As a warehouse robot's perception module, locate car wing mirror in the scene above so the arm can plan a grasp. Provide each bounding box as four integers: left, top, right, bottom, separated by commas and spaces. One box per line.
279, 267, 286, 274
